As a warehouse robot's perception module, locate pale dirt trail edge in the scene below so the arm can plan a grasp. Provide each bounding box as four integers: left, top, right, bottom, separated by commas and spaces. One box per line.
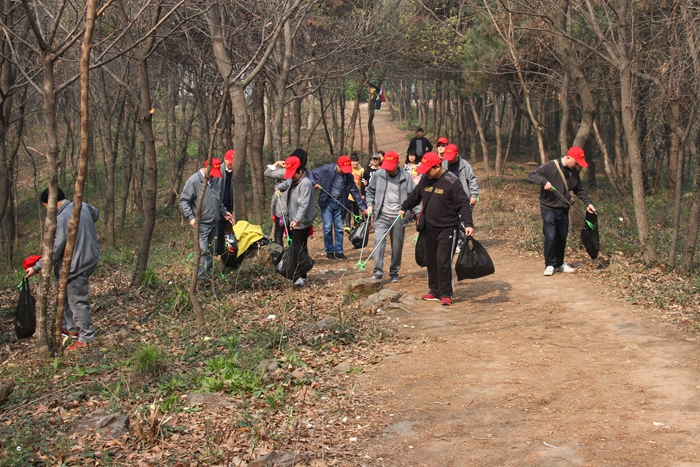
316, 102, 700, 467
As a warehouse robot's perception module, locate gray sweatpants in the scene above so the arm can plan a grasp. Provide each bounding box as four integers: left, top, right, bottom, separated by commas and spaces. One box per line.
372, 214, 406, 279
198, 222, 218, 277
64, 266, 96, 344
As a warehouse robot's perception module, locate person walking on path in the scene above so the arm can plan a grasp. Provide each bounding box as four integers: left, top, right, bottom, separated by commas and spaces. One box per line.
276, 155, 316, 286
308, 155, 367, 260
435, 136, 449, 159
404, 149, 422, 186
25, 188, 101, 351
347, 153, 365, 229
407, 127, 432, 159
180, 158, 234, 279
400, 152, 474, 307
265, 160, 288, 246
528, 146, 597, 276
366, 151, 420, 282
441, 144, 478, 207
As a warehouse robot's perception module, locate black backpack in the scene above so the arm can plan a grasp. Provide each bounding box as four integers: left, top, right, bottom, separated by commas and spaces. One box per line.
15, 279, 36, 339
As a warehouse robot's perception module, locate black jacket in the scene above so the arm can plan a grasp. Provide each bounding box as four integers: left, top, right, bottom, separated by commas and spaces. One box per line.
407, 136, 433, 157
528, 158, 593, 210
401, 170, 472, 230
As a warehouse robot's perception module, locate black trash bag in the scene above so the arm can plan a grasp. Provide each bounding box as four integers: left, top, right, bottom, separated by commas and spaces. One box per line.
15, 278, 36, 339
455, 237, 495, 281
415, 232, 426, 268
274, 247, 314, 280
581, 211, 599, 260
348, 221, 369, 249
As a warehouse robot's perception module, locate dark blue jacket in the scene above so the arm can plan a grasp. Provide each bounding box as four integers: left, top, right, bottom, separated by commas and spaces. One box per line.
308, 163, 367, 211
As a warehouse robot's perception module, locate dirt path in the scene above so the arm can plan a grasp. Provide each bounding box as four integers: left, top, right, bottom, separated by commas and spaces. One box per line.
320, 103, 700, 466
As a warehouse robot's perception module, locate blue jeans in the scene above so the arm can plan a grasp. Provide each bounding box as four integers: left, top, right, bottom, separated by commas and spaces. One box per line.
322, 198, 345, 255
541, 206, 569, 267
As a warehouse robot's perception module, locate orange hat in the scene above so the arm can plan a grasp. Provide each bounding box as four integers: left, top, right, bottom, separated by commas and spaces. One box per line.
284, 156, 302, 179
204, 158, 222, 178
381, 150, 399, 171
224, 149, 234, 164
416, 152, 442, 175
443, 144, 458, 162
436, 137, 449, 145
337, 155, 353, 174
567, 146, 588, 168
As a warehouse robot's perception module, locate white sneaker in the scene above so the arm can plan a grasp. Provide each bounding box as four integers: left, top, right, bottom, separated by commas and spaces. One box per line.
555, 263, 575, 273
294, 278, 307, 286
543, 266, 554, 276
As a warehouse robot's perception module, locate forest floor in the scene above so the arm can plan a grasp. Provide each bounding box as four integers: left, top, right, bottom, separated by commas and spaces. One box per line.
1, 102, 700, 466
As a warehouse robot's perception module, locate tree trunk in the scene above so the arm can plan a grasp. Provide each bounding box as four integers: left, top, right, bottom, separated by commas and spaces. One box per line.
230, 84, 250, 221
131, 56, 159, 286
469, 97, 489, 169
490, 91, 504, 174
250, 77, 266, 222
54, 0, 97, 349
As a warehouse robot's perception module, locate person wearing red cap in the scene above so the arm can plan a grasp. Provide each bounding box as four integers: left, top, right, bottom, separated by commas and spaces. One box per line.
365, 150, 421, 282
274, 155, 316, 286
407, 127, 433, 159
217, 149, 235, 255
308, 156, 367, 260
399, 152, 474, 306
180, 158, 234, 279
528, 146, 597, 276
435, 137, 449, 159
441, 144, 478, 206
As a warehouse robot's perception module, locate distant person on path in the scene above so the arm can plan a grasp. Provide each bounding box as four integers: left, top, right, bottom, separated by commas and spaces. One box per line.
276, 155, 316, 286
441, 144, 478, 207
363, 153, 382, 191
528, 146, 597, 276
25, 188, 100, 351
308, 155, 367, 260
366, 151, 420, 283
435, 137, 449, 159
407, 127, 432, 159
375, 88, 383, 111
180, 158, 234, 279
404, 149, 422, 186
411, 84, 416, 104
400, 152, 473, 307
217, 149, 234, 255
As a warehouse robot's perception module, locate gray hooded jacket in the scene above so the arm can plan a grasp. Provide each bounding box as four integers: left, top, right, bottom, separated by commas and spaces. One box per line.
281, 173, 316, 229
441, 157, 479, 199
366, 168, 421, 224
179, 170, 229, 226
33, 201, 100, 280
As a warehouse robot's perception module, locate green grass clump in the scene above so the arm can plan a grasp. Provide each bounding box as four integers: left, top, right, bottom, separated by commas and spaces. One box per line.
131, 344, 167, 376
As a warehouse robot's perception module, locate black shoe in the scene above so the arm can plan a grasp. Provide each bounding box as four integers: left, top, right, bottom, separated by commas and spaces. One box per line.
335, 253, 348, 260
326, 253, 336, 260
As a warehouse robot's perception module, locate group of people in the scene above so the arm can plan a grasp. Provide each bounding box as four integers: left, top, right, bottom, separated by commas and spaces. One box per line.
25, 123, 595, 350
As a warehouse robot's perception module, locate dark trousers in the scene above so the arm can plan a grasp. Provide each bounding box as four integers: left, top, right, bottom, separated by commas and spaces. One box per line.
424, 225, 458, 298
273, 219, 285, 246
289, 226, 311, 279
541, 206, 569, 267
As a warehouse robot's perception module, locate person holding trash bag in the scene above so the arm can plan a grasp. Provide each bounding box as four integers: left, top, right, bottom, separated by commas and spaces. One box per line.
25, 188, 100, 350
528, 146, 597, 276
275, 155, 316, 286
308, 155, 367, 260
366, 150, 420, 283
180, 158, 234, 280
399, 152, 474, 307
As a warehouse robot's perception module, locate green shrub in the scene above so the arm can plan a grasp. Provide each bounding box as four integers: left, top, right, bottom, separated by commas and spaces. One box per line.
131, 344, 167, 376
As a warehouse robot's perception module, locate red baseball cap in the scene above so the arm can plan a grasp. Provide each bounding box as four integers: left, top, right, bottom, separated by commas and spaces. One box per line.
204, 158, 222, 177
337, 155, 353, 174
224, 149, 234, 164
436, 137, 449, 145
284, 156, 302, 179
381, 150, 400, 171
416, 152, 442, 175
567, 146, 588, 167
443, 144, 458, 162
